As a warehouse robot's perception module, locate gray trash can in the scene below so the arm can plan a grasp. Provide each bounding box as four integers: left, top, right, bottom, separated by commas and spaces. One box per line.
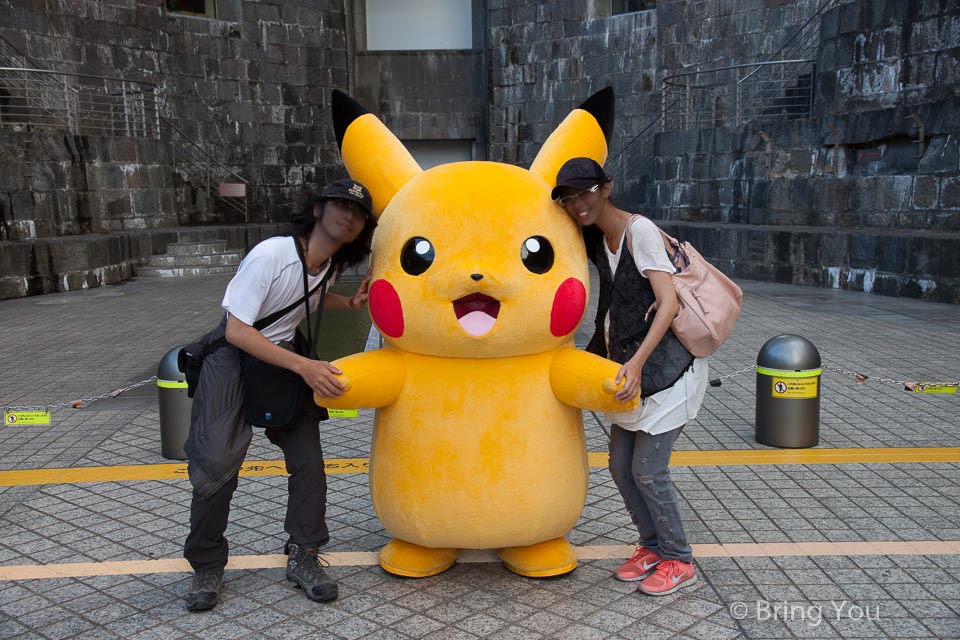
755, 334, 821, 448
158, 346, 192, 460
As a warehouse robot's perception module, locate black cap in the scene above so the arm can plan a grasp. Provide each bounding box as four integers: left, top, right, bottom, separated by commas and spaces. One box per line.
551, 157, 610, 200
320, 179, 373, 218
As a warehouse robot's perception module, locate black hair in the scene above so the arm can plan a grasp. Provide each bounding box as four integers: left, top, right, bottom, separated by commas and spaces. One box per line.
289, 192, 377, 274
580, 224, 603, 267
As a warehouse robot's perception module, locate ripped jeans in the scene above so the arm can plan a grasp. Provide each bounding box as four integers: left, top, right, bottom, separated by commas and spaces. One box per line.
608, 424, 692, 563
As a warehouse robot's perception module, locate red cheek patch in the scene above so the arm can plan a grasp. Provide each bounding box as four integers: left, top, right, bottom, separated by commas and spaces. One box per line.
550, 278, 586, 337
369, 279, 404, 338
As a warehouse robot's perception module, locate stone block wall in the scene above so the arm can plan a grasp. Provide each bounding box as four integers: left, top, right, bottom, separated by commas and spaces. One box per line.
0, 222, 283, 299
645, 0, 960, 302
817, 0, 960, 114
1, 129, 181, 241
0, 0, 351, 228
353, 51, 486, 144
656, 0, 821, 70
487, 2, 659, 167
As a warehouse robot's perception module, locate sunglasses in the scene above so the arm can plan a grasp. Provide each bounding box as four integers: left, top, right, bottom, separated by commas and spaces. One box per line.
329, 198, 372, 221
555, 184, 600, 207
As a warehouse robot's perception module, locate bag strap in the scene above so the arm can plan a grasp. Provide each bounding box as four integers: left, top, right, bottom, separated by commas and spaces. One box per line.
293, 236, 332, 359
623, 214, 683, 271
203, 239, 331, 361
251, 238, 329, 333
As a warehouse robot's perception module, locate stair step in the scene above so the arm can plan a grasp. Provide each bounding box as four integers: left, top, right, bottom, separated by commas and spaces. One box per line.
136, 265, 239, 278
176, 229, 229, 243
167, 240, 228, 255
148, 252, 243, 268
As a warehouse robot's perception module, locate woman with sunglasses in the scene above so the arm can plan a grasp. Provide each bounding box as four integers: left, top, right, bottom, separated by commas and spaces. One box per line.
553, 157, 708, 596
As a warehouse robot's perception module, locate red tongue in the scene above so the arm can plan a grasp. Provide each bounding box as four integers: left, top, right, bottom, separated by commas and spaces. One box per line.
453, 293, 500, 319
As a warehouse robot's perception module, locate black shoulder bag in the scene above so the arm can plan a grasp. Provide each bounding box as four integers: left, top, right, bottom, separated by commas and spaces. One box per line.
239, 240, 331, 428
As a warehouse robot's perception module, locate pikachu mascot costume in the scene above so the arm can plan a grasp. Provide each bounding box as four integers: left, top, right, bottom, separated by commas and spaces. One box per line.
318, 87, 639, 578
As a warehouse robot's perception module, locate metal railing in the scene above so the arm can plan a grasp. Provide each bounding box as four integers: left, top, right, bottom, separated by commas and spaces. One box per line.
661, 58, 816, 132
660, 0, 838, 133
0, 67, 160, 138
0, 30, 249, 222
161, 117, 249, 220
604, 110, 666, 197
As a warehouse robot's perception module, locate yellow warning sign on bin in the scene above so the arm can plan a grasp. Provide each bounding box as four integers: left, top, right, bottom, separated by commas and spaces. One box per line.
771, 377, 818, 399
4, 411, 51, 426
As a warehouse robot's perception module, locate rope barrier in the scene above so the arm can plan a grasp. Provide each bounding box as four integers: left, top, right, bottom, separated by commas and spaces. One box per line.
3, 359, 957, 421
708, 364, 957, 394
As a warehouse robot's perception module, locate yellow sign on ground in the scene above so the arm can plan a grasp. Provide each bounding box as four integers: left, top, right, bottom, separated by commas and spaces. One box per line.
328, 408, 359, 418
4, 411, 51, 426
771, 377, 818, 399
911, 383, 959, 395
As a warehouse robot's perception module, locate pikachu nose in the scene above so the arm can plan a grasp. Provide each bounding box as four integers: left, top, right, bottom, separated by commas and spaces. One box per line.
471, 273, 483, 281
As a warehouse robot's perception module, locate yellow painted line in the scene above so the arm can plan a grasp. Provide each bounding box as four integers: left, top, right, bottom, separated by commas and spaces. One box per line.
0, 459, 370, 487
3, 541, 959, 581
1, 448, 958, 487
589, 446, 960, 468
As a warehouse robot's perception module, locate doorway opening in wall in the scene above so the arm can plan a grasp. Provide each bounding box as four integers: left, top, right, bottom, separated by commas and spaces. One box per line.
166, 0, 215, 18
403, 140, 474, 170
611, 0, 656, 14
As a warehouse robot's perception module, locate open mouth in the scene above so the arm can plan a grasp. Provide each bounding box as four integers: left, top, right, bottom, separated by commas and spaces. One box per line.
453, 293, 500, 337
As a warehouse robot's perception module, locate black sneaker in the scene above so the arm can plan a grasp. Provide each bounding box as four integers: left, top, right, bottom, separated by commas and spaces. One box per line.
286, 543, 338, 602
185, 567, 224, 612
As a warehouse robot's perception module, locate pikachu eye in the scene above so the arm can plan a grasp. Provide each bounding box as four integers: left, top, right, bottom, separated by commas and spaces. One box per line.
520, 236, 554, 274
401, 237, 435, 275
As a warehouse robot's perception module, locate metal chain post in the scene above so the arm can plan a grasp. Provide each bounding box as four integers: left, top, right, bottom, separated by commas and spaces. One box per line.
1, 376, 158, 412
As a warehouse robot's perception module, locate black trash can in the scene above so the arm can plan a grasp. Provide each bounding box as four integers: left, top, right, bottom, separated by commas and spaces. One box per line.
158, 346, 192, 460
755, 334, 821, 448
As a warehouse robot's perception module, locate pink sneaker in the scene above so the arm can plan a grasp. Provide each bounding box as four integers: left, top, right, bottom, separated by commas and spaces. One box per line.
637, 559, 697, 596
614, 546, 662, 582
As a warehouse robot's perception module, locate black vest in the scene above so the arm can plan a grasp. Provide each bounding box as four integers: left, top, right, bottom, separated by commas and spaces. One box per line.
586, 233, 694, 397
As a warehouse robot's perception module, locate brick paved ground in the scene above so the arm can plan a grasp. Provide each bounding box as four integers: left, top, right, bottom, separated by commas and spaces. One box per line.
1, 269, 959, 639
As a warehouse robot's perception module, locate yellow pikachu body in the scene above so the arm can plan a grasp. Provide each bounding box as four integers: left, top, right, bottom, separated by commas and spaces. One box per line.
318, 89, 638, 578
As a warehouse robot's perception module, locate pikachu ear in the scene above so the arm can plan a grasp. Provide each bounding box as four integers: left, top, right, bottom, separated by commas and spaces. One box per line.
332, 90, 422, 217
529, 87, 615, 186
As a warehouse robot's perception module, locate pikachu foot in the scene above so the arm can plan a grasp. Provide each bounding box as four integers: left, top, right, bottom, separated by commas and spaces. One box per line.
379, 539, 459, 578
497, 537, 577, 578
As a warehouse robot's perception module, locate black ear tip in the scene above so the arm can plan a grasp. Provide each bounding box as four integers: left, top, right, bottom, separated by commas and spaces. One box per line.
577, 87, 615, 144
331, 89, 370, 149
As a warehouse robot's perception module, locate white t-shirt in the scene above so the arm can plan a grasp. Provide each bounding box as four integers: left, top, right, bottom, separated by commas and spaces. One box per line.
602, 216, 708, 434
221, 236, 335, 344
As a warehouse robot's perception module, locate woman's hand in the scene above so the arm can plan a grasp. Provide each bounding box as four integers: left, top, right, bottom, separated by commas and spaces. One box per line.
615, 359, 642, 403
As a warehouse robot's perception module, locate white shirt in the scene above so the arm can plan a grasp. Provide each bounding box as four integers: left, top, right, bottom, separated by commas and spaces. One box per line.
602, 216, 708, 434
221, 236, 335, 344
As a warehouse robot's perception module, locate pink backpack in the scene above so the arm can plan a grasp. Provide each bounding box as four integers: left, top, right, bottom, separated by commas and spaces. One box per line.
625, 215, 742, 357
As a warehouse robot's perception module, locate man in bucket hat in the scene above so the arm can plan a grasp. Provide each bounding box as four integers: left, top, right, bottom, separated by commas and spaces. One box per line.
182, 178, 376, 611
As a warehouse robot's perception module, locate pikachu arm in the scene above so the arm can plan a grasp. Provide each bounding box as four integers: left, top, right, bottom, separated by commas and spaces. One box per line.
550, 348, 641, 414
313, 349, 405, 410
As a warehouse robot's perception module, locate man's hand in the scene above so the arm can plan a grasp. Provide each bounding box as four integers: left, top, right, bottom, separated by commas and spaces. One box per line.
348, 270, 373, 310
300, 359, 347, 397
